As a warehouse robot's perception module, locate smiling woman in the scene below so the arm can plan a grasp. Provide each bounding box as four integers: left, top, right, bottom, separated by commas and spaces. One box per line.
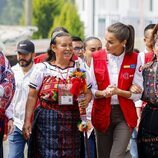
50, 32, 73, 67
22, 31, 92, 158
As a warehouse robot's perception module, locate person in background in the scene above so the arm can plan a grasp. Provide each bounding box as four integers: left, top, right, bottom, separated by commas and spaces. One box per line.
143, 24, 156, 53
139, 24, 156, 66
129, 48, 140, 158
72, 36, 85, 61
137, 24, 158, 158
83, 36, 102, 158
130, 24, 156, 158
22, 31, 92, 158
0, 51, 15, 158
84, 37, 102, 67
90, 22, 143, 158
6, 39, 35, 158
71, 36, 86, 158
34, 26, 69, 64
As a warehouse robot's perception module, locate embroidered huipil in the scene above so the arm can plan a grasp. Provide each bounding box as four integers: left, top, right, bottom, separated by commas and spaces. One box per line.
29, 61, 91, 100
0, 51, 15, 113
142, 60, 158, 104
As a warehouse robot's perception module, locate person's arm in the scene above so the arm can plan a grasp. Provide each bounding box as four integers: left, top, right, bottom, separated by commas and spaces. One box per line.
22, 87, 39, 140
5, 102, 14, 134
90, 59, 106, 98
95, 90, 106, 98
129, 53, 144, 101
79, 88, 92, 108
104, 85, 132, 98
93, 84, 132, 98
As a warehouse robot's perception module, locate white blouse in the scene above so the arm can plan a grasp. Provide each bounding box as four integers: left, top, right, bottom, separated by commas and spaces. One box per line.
29, 60, 91, 90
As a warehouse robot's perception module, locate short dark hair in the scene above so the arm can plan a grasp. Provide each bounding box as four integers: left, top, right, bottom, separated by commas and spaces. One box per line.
83, 36, 101, 49
72, 36, 83, 42
133, 48, 140, 54
150, 24, 158, 48
144, 24, 156, 35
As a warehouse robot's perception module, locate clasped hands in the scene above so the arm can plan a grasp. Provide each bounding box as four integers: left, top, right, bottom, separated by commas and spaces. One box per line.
102, 85, 118, 98
102, 84, 142, 98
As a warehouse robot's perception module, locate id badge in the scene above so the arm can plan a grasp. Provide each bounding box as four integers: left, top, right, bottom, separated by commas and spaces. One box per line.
58, 84, 73, 105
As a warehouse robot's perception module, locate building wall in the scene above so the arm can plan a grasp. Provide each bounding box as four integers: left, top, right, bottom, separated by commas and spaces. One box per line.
75, 0, 158, 38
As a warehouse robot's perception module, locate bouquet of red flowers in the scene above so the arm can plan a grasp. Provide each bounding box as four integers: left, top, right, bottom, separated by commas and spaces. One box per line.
70, 61, 90, 132
70, 68, 87, 96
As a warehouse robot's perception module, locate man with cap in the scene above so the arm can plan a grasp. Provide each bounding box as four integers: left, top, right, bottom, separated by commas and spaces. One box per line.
6, 39, 35, 158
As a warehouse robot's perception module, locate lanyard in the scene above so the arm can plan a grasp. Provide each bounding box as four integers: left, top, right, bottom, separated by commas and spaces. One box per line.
57, 66, 70, 84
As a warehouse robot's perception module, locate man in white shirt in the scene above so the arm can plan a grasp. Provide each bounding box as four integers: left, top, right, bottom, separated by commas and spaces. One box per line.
6, 39, 35, 158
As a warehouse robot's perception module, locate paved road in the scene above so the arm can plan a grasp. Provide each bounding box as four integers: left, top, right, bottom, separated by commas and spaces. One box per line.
3, 140, 131, 158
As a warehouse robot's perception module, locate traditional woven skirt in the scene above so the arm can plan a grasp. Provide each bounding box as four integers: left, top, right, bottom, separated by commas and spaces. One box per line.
28, 105, 81, 158
137, 103, 158, 158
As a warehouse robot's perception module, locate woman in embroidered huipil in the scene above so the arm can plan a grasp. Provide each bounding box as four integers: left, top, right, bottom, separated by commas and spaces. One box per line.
22, 32, 92, 158
0, 51, 15, 158
137, 24, 158, 158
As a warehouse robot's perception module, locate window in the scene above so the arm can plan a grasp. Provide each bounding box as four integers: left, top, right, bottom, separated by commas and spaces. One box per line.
149, 0, 153, 11
98, 18, 106, 37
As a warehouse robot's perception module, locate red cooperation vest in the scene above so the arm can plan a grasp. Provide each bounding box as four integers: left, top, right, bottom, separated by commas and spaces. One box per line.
92, 49, 138, 132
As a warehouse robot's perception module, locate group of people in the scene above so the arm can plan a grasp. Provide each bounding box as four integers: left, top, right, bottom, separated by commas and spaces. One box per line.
0, 22, 158, 158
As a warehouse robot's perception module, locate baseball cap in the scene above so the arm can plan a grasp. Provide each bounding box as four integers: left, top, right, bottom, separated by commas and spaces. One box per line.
17, 39, 35, 54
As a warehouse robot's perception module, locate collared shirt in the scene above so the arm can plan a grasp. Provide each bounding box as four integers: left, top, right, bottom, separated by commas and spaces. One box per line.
90, 52, 143, 104
6, 63, 35, 130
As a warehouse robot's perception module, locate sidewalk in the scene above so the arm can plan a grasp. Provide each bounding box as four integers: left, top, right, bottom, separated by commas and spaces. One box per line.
3, 140, 8, 158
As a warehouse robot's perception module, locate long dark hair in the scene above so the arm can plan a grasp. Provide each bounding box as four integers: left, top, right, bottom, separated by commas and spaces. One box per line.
46, 27, 69, 61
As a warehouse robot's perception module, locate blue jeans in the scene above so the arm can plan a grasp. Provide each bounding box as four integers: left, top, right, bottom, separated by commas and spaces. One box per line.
8, 126, 27, 158
130, 128, 138, 158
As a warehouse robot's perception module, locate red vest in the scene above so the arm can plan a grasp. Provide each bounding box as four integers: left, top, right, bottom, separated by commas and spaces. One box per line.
145, 51, 154, 63
92, 50, 138, 132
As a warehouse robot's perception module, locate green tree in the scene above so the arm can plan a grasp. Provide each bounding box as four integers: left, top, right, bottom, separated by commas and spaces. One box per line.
50, 0, 84, 39
32, 0, 64, 39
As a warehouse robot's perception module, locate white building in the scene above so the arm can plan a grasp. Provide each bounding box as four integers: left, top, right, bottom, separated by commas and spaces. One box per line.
75, 0, 158, 40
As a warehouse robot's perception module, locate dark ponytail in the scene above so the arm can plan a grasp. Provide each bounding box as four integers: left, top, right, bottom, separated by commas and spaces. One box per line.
107, 22, 135, 54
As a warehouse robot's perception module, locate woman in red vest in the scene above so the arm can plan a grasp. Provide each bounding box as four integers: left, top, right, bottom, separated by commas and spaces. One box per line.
90, 22, 143, 158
